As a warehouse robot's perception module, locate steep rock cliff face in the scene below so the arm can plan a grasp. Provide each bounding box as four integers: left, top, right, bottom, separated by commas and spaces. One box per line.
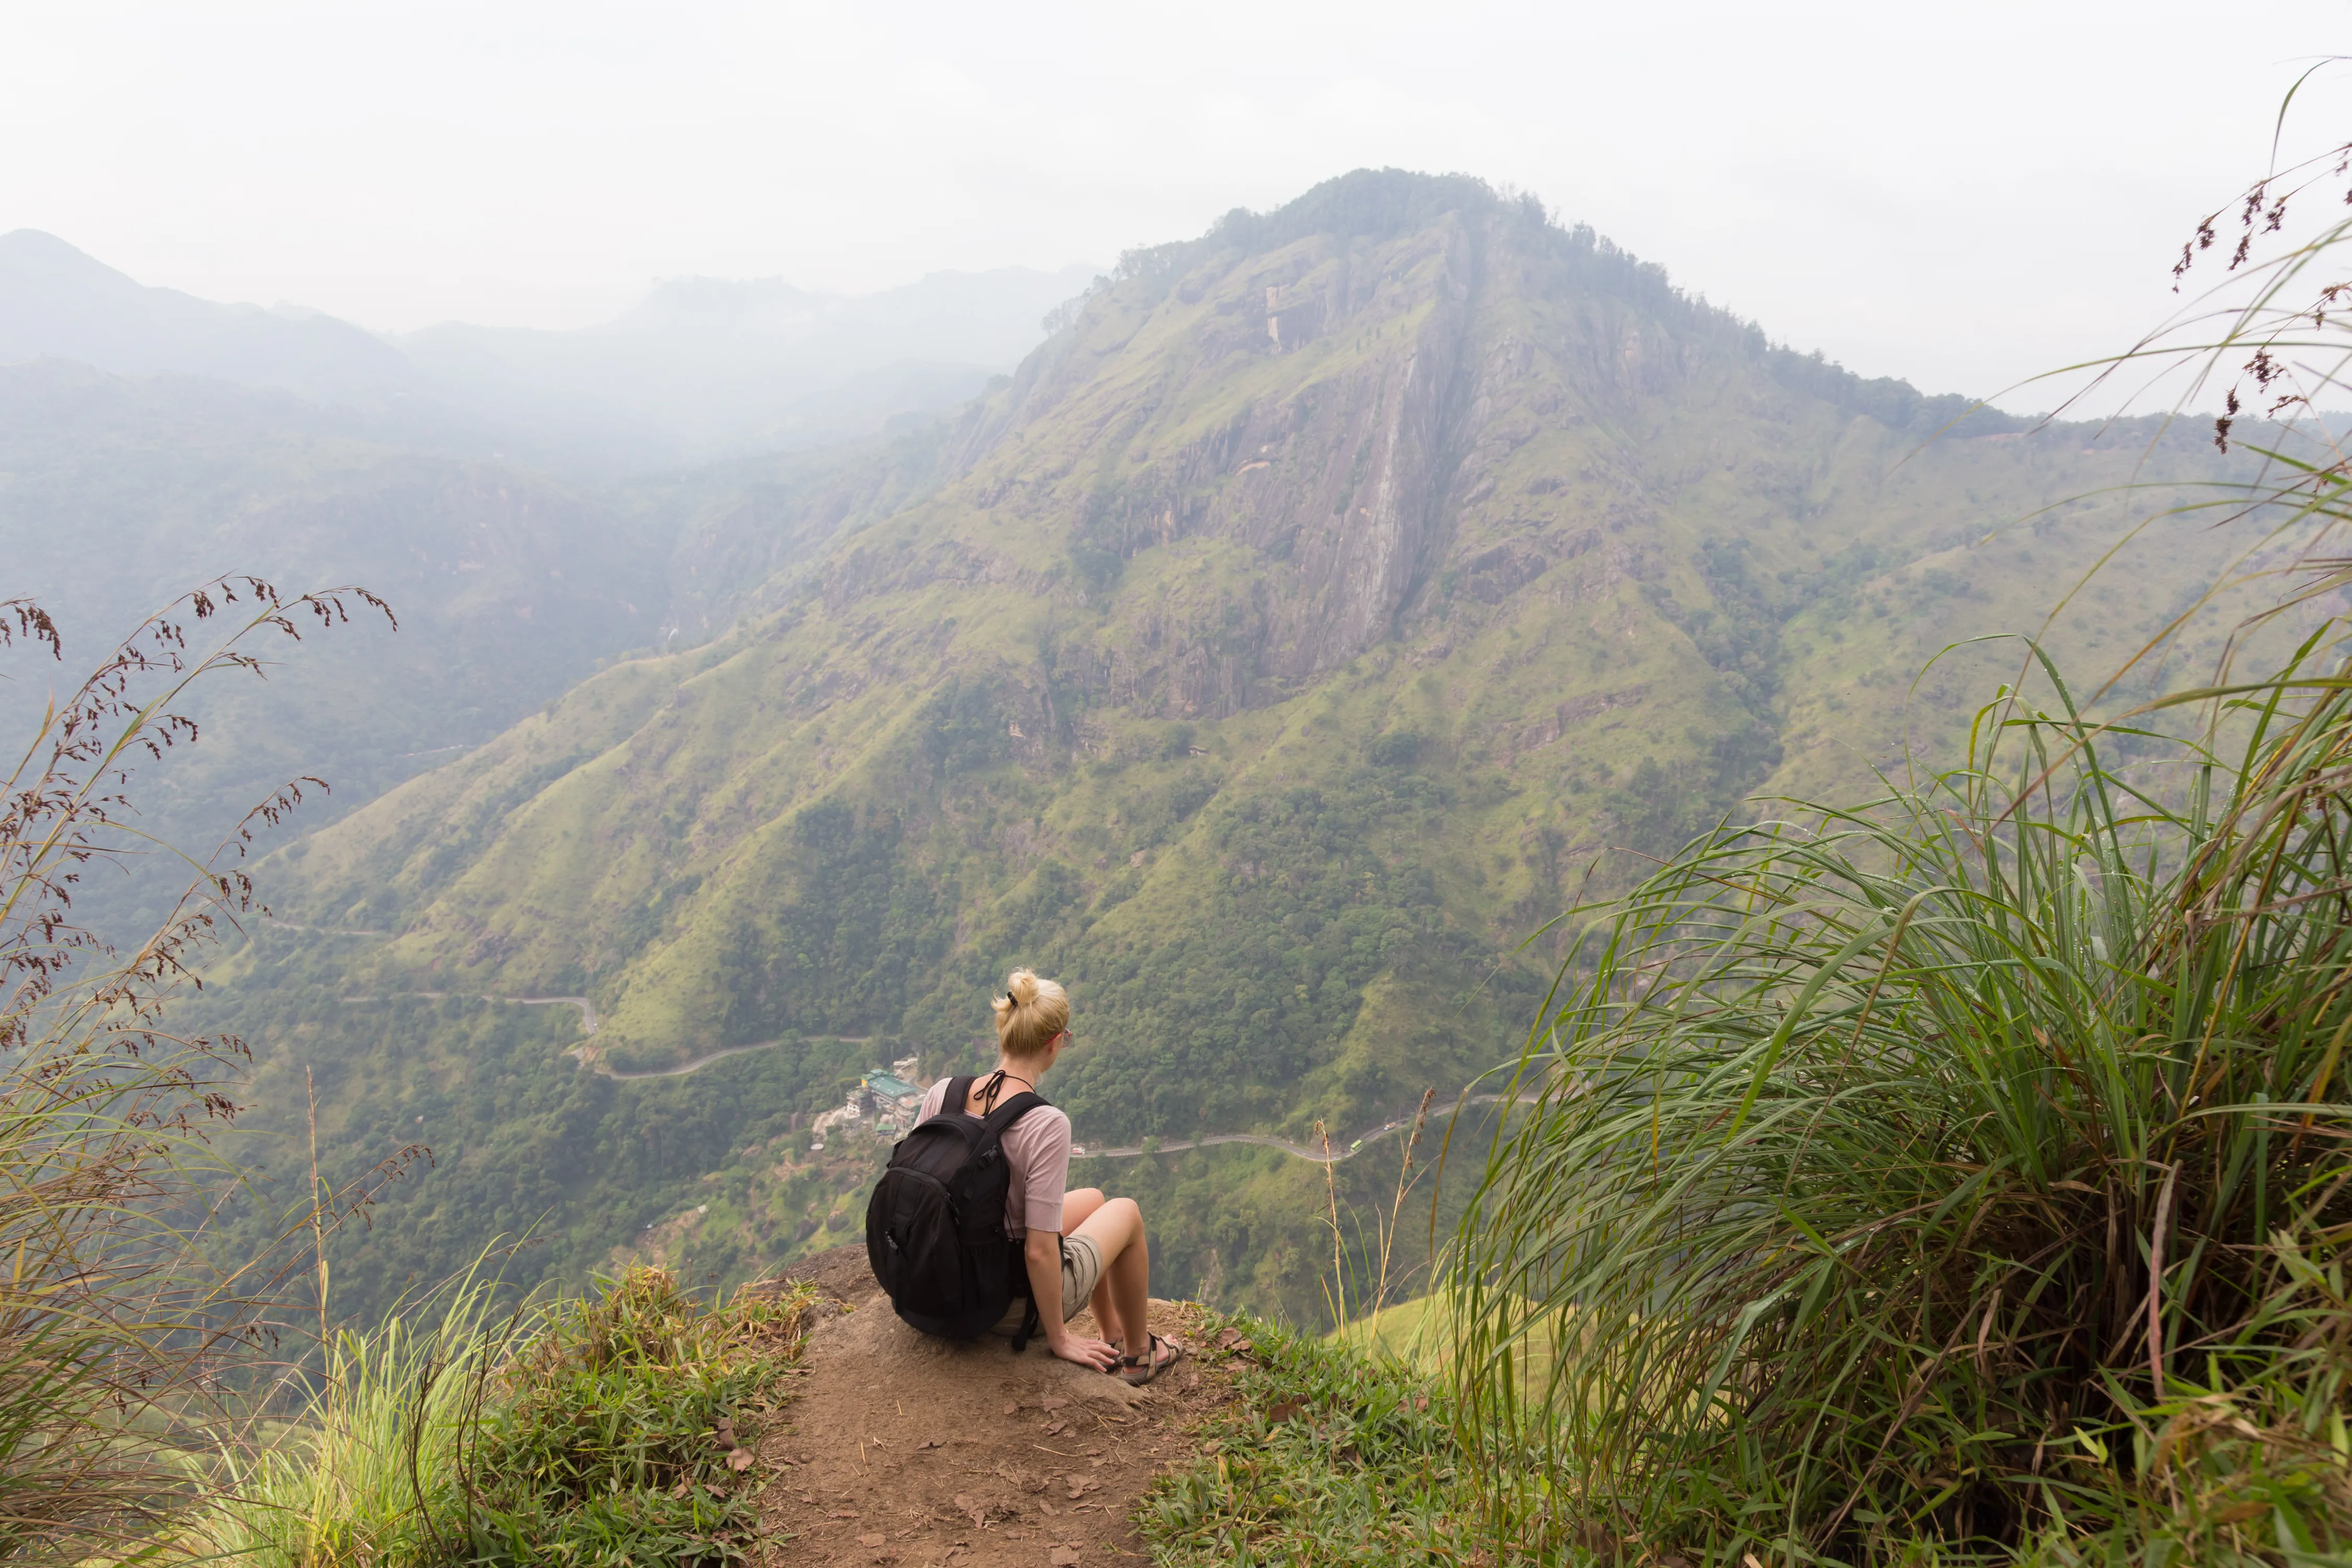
912, 188, 1818, 724
943, 210, 1484, 705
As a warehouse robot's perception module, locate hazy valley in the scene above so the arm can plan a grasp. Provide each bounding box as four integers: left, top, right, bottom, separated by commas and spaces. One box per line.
0, 170, 2270, 1325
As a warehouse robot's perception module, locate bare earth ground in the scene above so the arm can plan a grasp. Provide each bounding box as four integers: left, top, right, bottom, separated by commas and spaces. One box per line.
757, 1247, 1235, 1568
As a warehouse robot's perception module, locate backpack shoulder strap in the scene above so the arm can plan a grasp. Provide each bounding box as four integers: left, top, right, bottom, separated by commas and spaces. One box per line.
973, 1091, 1049, 1155
943, 1075, 976, 1115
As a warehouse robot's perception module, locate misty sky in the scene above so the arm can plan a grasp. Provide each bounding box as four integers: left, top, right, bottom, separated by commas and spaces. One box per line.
7, 1, 2348, 411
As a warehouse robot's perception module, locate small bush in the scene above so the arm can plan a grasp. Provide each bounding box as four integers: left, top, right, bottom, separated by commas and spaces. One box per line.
454, 1268, 813, 1565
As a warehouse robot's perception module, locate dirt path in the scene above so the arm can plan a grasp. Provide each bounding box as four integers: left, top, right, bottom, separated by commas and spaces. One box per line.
757, 1248, 1232, 1568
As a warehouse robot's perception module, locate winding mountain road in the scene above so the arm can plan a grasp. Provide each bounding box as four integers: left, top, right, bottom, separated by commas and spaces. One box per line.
601, 1037, 792, 1080
341, 991, 597, 1035
1068, 1093, 1527, 1165
335, 987, 1534, 1165
337, 990, 841, 1081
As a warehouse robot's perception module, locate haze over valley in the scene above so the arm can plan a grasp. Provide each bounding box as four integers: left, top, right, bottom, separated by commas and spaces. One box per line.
0, 228, 1093, 931
1, 167, 2295, 1322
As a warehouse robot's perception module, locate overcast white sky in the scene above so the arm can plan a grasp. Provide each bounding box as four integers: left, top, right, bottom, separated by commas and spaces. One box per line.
6, 1, 2348, 409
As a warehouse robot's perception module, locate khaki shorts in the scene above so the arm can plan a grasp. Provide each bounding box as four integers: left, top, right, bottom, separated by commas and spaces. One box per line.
991, 1232, 1103, 1333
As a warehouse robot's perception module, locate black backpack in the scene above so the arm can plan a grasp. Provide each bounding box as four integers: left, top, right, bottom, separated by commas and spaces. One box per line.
865, 1075, 1050, 1348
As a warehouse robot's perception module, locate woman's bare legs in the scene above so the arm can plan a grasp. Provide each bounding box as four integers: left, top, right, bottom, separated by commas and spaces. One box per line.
1061, 1188, 1106, 1231
1070, 1197, 1150, 1361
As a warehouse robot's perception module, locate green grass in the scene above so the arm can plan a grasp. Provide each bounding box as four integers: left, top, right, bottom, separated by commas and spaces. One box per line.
1331, 1294, 1560, 1390
1142, 1315, 1472, 1567
176, 1267, 818, 1568
178, 1285, 505, 1566
1449, 635, 2352, 1562
1332, 1295, 1451, 1371
453, 1269, 811, 1565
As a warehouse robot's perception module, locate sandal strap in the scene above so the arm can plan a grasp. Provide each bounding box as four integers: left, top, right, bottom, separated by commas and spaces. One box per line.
1119, 1333, 1173, 1374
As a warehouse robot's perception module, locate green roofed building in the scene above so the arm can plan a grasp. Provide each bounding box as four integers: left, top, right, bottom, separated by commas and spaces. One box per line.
862, 1074, 924, 1120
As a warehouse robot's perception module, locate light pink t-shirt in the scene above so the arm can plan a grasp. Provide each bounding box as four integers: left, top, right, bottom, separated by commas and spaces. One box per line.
916, 1076, 1073, 1238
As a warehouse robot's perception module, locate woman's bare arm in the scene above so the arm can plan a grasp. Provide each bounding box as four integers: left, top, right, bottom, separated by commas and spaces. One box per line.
1025, 1230, 1115, 1369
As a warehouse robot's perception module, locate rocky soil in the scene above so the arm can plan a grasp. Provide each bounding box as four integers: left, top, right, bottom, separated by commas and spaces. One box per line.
759, 1247, 1235, 1568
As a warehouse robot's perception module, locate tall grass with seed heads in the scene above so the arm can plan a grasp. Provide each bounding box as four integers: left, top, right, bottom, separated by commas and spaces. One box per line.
0, 578, 390, 1554
1449, 97, 2352, 1563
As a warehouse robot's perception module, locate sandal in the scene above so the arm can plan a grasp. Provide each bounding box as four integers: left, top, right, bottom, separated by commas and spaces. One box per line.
1117, 1332, 1184, 1387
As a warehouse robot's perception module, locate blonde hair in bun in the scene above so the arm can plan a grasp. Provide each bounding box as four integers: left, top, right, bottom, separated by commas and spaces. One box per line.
991, 969, 1070, 1058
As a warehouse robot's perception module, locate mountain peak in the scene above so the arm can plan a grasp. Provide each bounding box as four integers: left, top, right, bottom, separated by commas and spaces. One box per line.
1216, 167, 1513, 250
246, 167, 2243, 1325
0, 228, 145, 293
0, 229, 407, 397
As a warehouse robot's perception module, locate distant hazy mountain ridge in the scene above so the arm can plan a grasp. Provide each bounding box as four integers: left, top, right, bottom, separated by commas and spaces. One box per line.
0, 229, 410, 398
0, 234, 1097, 929
393, 264, 1099, 464
0, 229, 1096, 465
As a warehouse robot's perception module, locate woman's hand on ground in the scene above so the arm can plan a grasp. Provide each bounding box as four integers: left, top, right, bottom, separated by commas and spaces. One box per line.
1048, 1332, 1120, 1371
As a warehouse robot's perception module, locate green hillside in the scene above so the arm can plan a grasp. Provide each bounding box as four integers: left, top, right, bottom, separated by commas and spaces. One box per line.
0, 362, 662, 936
203, 170, 2273, 1324
0, 360, 959, 941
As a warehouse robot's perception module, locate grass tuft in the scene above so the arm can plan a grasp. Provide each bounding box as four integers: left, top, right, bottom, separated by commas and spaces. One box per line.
1451, 633, 2352, 1562
179, 1284, 503, 1566
1142, 1315, 1470, 1567
178, 1267, 818, 1567
455, 1267, 814, 1564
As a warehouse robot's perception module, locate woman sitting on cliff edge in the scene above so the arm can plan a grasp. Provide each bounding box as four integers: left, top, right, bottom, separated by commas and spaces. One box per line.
910, 969, 1183, 1385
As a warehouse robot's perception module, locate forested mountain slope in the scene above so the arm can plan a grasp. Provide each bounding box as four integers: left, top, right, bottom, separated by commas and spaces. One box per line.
0, 356, 973, 939
0, 361, 660, 935
225, 170, 2263, 1320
